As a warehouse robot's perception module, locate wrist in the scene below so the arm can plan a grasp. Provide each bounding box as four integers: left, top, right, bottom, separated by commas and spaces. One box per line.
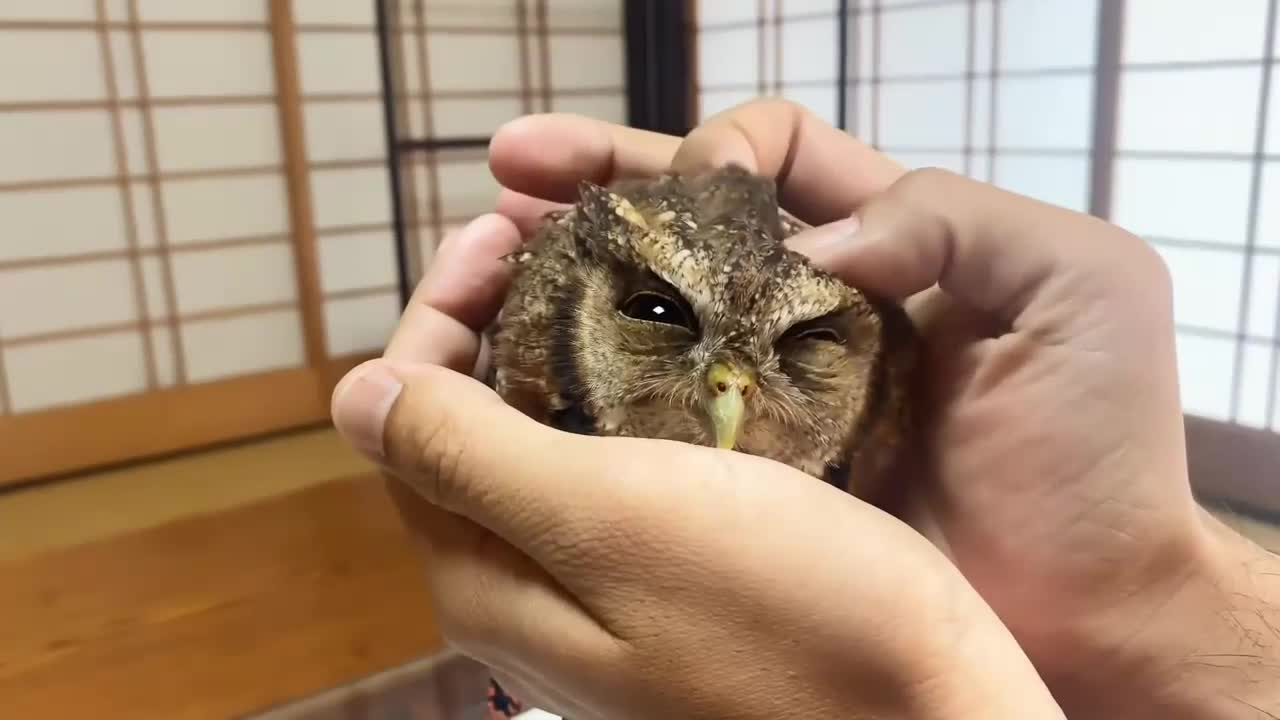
1047, 508, 1280, 719
897, 570, 1067, 720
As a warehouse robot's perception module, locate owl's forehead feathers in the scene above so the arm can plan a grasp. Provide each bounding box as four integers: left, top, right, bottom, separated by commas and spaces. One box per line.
573, 168, 861, 331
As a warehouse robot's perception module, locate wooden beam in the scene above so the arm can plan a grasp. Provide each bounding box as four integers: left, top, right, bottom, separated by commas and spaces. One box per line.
269, 0, 330, 369
0, 354, 373, 488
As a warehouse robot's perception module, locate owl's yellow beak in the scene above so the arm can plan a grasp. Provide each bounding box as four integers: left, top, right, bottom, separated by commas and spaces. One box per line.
705, 362, 756, 450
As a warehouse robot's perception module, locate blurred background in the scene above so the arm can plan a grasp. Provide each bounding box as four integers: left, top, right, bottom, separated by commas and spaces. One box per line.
0, 1, 1276, 718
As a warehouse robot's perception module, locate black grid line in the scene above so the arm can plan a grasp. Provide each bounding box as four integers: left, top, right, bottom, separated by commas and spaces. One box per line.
986, 0, 1000, 183
836, 0, 849, 130
411, 0, 445, 300
1087, 0, 1124, 219
1146, 236, 1280, 256
774, 0, 783, 96
757, 0, 767, 96
1263, 0, 1280, 428
516, 0, 534, 115
535, 0, 552, 112
870, 0, 881, 147
962, 0, 976, 176
375, 0, 414, 306
1231, 0, 1278, 420
1177, 323, 1280, 347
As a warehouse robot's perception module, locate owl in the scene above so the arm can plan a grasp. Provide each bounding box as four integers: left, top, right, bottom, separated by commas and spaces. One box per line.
486, 163, 917, 499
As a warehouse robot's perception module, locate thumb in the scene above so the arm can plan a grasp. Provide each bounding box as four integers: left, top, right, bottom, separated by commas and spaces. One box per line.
329, 358, 737, 570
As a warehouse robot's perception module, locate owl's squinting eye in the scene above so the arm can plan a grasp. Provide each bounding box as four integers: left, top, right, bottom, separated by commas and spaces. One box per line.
620, 291, 694, 330
780, 320, 846, 346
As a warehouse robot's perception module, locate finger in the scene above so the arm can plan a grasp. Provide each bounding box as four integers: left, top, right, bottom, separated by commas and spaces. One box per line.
791, 167, 1173, 339
383, 213, 522, 374
384, 474, 617, 688
672, 98, 907, 224
488, 113, 680, 203
495, 187, 571, 238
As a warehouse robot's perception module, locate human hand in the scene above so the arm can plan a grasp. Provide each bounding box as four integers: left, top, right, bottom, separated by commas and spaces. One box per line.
327, 166, 1067, 718
479, 101, 1280, 719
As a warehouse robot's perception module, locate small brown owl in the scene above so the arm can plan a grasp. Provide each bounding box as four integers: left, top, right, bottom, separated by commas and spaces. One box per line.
486, 164, 916, 498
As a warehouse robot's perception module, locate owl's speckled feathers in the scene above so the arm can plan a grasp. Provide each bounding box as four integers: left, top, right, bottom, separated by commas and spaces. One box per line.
486, 164, 917, 498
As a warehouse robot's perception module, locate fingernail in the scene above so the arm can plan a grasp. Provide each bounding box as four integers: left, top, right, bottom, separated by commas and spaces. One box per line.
331, 362, 404, 460
785, 215, 862, 259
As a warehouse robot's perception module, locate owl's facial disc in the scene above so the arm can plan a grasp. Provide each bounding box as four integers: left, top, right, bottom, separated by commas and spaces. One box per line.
704, 361, 756, 449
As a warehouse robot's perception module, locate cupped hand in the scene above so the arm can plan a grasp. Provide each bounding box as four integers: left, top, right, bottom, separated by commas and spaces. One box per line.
476, 101, 1280, 718
327, 134, 1067, 718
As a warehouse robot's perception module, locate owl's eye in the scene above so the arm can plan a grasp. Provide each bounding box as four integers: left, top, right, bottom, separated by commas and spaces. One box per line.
791, 327, 844, 344
620, 291, 692, 329
780, 322, 845, 345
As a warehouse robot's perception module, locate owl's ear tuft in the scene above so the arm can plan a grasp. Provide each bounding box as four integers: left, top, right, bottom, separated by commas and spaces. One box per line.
575, 180, 651, 238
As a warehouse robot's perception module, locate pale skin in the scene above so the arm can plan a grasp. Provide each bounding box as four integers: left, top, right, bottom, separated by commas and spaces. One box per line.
331, 99, 1280, 718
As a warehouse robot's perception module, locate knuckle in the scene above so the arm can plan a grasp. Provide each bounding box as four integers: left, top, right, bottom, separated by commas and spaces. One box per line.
390, 383, 472, 509
734, 95, 806, 118
1096, 221, 1173, 298
892, 165, 963, 197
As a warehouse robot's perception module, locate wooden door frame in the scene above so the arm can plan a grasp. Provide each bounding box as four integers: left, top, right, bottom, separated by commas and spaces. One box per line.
0, 0, 373, 489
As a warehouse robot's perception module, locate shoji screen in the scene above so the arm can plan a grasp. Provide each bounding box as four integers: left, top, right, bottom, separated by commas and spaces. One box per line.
1112, 0, 1278, 430
694, 0, 1280, 440
0, 1, 378, 486
387, 0, 626, 290
696, 0, 1099, 207
292, 3, 402, 360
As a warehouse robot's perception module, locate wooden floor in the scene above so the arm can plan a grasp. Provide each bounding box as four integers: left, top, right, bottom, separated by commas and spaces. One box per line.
0, 427, 1276, 719
0, 427, 447, 720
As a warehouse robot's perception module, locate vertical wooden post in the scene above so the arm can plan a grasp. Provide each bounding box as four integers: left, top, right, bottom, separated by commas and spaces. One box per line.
269, 0, 330, 370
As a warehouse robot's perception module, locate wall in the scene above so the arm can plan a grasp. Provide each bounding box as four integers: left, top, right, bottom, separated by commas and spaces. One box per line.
695, 0, 1280, 435
0, 0, 627, 483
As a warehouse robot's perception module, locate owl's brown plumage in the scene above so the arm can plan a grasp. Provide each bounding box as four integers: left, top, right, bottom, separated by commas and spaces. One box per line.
487, 164, 917, 498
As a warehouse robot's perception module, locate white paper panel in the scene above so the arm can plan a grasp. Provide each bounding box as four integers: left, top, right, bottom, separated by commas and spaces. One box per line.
0, 111, 115, 184
319, 231, 398, 294
878, 3, 968, 77
163, 174, 290, 244
1154, 244, 1246, 334
0, 0, 95, 20
0, 260, 139, 339
6, 332, 147, 413
1118, 66, 1261, 154
304, 101, 387, 163
1237, 341, 1274, 429
297, 34, 382, 95
427, 33, 522, 92
153, 104, 282, 172
780, 17, 837, 83
0, 187, 128, 262
999, 0, 1099, 71
310, 167, 393, 229
996, 74, 1094, 149
1112, 158, 1253, 246
324, 293, 401, 357
0, 30, 105, 103
1174, 332, 1235, 420
1124, 0, 1269, 63
181, 310, 305, 383
143, 32, 275, 98
170, 243, 299, 315
548, 34, 625, 89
